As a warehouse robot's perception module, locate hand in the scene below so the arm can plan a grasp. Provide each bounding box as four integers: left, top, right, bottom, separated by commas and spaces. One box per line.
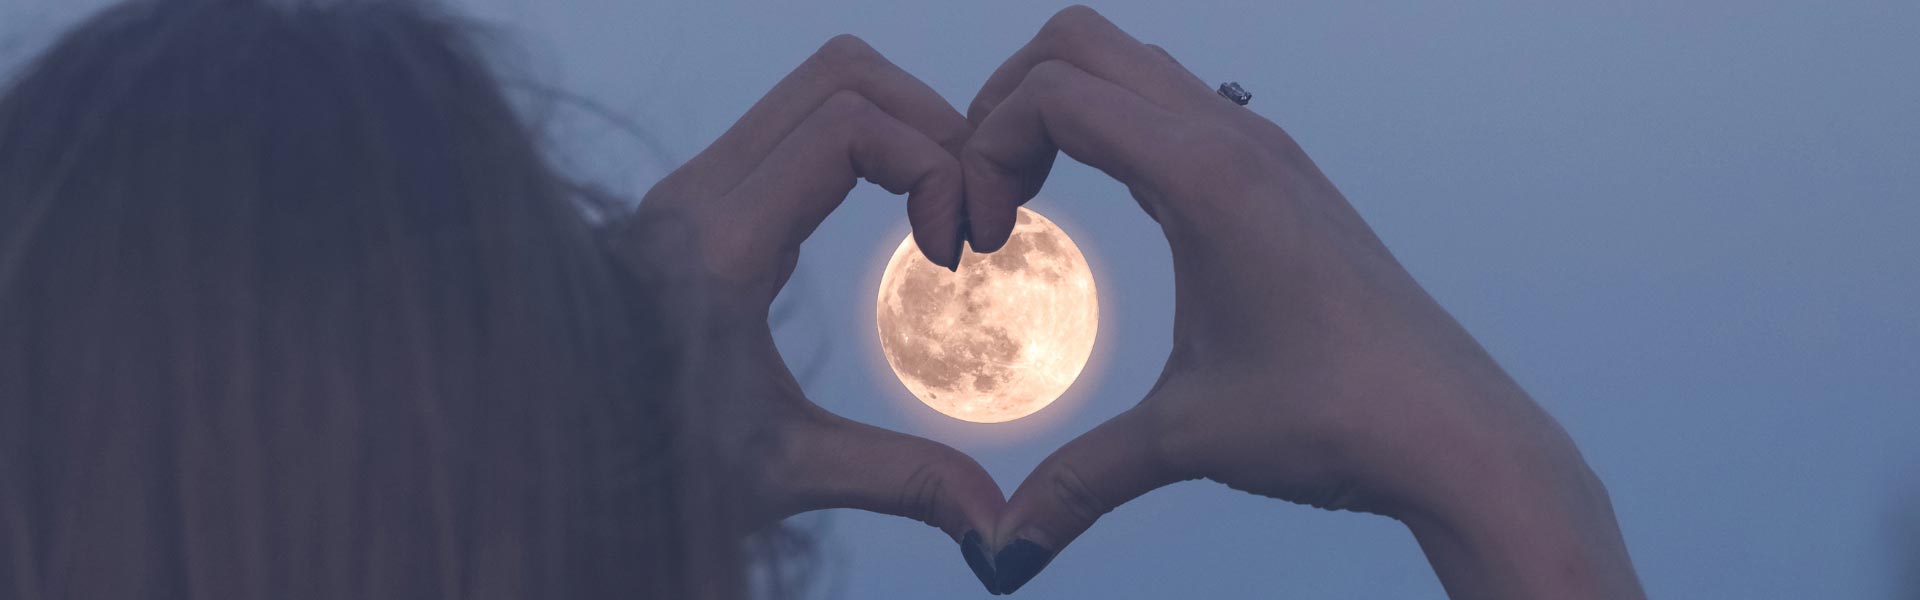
953, 7, 1644, 597
602, 35, 1004, 591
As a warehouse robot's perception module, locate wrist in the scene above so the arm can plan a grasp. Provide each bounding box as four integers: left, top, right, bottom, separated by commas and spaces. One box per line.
1387, 397, 1644, 599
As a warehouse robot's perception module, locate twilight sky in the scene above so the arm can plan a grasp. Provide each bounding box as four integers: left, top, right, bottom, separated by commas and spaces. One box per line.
5, 1, 1918, 597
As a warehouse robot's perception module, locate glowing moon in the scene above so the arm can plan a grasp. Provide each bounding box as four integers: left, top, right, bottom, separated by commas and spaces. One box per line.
876, 207, 1098, 423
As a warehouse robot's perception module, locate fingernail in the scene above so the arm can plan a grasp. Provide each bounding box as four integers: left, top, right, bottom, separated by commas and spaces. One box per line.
948, 218, 970, 272
959, 530, 1000, 594
992, 538, 1054, 594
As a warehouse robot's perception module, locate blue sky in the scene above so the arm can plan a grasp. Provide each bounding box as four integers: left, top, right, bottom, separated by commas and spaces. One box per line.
6, 0, 1918, 597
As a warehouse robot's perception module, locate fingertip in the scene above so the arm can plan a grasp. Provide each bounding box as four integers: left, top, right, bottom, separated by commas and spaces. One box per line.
960, 530, 1001, 594
949, 218, 970, 272
958, 81, 1065, 256
987, 406, 1179, 590
961, 191, 1017, 254
957, 145, 1041, 255
909, 442, 1009, 542
910, 228, 960, 272
966, 220, 1013, 254
906, 194, 967, 271
993, 538, 1056, 594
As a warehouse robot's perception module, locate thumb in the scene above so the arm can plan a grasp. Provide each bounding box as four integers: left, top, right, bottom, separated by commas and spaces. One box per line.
991, 405, 1188, 594
772, 411, 1006, 592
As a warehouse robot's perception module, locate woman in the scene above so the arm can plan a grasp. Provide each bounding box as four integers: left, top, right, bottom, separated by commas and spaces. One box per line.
0, 1, 1643, 598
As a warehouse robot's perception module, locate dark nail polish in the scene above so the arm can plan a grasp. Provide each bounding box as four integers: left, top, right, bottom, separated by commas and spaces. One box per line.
948, 218, 970, 272
959, 530, 999, 594
992, 538, 1054, 594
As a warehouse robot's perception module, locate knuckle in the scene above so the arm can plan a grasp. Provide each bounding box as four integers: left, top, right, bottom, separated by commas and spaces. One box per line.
918, 154, 964, 194
1144, 43, 1179, 65
896, 447, 967, 525
1025, 59, 1076, 83
896, 462, 943, 525
1020, 59, 1078, 98
812, 33, 882, 77
817, 89, 880, 124
1041, 5, 1106, 45
930, 118, 972, 153
969, 137, 1033, 185
1048, 462, 1111, 526
958, 141, 1013, 180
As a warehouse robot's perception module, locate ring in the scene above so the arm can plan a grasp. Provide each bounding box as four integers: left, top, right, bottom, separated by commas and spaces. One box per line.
1216, 81, 1251, 106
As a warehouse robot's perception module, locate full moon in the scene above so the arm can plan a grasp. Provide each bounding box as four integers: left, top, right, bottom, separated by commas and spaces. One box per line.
876, 207, 1098, 423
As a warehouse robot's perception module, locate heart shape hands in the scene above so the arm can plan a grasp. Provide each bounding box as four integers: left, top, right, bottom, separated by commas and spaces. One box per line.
609, 6, 1644, 599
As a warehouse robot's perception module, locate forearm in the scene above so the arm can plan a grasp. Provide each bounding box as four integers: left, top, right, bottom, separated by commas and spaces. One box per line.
1394, 399, 1645, 599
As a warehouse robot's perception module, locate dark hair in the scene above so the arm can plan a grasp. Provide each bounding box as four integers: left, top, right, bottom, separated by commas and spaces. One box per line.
0, 1, 741, 597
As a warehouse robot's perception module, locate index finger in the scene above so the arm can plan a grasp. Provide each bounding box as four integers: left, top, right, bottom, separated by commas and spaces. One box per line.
959, 7, 1231, 251
655, 35, 974, 268
688, 35, 970, 188
712, 91, 963, 286
967, 6, 1215, 125
962, 60, 1228, 252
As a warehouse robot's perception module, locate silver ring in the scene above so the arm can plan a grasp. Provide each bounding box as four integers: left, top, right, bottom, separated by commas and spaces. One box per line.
1216, 81, 1251, 106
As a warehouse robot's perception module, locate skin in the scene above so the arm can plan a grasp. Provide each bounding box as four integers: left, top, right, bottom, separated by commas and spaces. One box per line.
612, 6, 1644, 598
603, 32, 1004, 555
951, 8, 1646, 596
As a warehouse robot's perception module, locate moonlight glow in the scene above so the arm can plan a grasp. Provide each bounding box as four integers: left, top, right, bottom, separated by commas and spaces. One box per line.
876, 207, 1098, 423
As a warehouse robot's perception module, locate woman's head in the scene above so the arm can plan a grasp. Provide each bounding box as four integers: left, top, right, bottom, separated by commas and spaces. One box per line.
0, 1, 736, 597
